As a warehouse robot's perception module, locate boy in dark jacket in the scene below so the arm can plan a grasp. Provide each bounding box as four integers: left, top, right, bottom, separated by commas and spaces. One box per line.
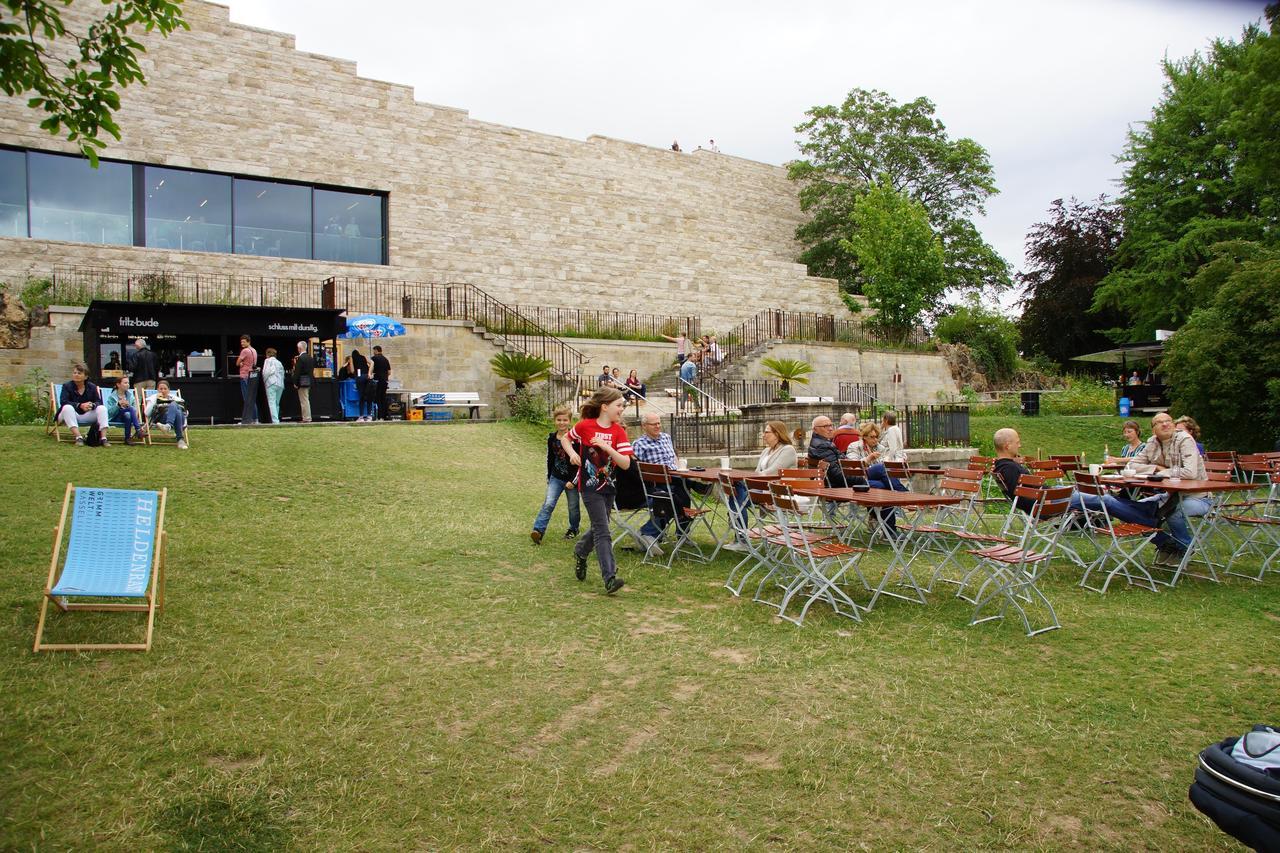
530, 406, 581, 543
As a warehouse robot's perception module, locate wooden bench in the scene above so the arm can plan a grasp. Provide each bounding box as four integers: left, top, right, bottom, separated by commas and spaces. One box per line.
411, 391, 487, 420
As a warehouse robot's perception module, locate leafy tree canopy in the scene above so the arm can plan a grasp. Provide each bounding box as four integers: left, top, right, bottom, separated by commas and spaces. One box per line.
1160, 241, 1280, 451
843, 180, 946, 342
1017, 196, 1127, 367
0, 0, 188, 165
1094, 9, 1280, 339
787, 88, 1010, 300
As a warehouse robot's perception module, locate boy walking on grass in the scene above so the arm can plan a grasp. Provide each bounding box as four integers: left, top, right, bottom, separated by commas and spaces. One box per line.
531, 406, 581, 544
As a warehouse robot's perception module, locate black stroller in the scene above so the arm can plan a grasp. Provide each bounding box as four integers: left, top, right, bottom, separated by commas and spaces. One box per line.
1189, 726, 1280, 852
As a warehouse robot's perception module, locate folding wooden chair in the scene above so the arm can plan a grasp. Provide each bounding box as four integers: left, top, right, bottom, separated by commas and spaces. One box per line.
45, 382, 62, 441
636, 461, 711, 566
34, 484, 168, 652
1220, 473, 1280, 581
1073, 473, 1161, 593
903, 470, 1008, 593
722, 477, 786, 597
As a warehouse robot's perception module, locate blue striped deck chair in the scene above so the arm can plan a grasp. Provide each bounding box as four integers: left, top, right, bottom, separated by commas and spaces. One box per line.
34, 484, 169, 652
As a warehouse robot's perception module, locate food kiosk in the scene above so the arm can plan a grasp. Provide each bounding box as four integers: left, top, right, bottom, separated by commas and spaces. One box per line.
80, 300, 348, 424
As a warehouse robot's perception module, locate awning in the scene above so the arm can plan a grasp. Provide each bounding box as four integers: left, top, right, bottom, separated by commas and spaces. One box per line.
1071, 341, 1165, 366
80, 300, 348, 339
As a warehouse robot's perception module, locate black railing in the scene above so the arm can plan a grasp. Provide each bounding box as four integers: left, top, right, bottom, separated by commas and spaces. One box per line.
504, 306, 697, 342
50, 266, 323, 307
837, 382, 879, 406
665, 404, 970, 454
717, 309, 931, 377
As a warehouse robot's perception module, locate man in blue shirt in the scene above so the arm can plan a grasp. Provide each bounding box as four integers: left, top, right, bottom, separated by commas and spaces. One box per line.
678, 352, 699, 412
632, 413, 692, 555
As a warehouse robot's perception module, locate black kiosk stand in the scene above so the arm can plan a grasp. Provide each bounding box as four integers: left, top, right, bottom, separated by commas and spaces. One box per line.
80, 301, 348, 424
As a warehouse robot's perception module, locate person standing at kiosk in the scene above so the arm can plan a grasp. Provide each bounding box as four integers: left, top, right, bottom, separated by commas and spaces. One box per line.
292, 341, 314, 423
371, 345, 391, 420
237, 334, 259, 424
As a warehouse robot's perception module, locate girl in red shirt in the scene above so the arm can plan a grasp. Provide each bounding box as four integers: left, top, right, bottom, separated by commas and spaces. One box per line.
562, 386, 633, 594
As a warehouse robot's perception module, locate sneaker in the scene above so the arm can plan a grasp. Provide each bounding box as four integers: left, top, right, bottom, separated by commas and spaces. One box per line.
177, 439, 189, 450
531, 530, 543, 545
722, 541, 749, 553
157, 422, 173, 434
639, 534, 664, 557
574, 555, 588, 582
604, 576, 625, 595
74, 436, 85, 446
563, 529, 579, 540
99, 438, 111, 447
1155, 546, 1185, 567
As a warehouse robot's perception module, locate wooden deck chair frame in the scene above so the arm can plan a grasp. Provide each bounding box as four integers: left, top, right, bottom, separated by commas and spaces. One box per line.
46, 382, 62, 441
141, 389, 193, 447
34, 483, 168, 652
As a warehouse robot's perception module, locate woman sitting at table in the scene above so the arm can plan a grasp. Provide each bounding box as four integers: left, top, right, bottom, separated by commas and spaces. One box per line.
105, 375, 146, 445
726, 420, 797, 549
845, 421, 907, 536
1175, 415, 1206, 455
145, 379, 189, 450
1106, 419, 1145, 463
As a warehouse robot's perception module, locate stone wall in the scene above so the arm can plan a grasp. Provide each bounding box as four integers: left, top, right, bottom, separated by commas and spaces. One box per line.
741, 342, 960, 405
0, 306, 86, 386
0, 0, 844, 331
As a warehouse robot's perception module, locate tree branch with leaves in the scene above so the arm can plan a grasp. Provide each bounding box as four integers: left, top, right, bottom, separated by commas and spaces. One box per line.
0, 0, 188, 165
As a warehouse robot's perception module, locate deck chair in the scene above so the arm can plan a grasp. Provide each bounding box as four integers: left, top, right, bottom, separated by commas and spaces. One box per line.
45, 382, 62, 441
34, 484, 168, 652
141, 389, 192, 446
1220, 473, 1280, 581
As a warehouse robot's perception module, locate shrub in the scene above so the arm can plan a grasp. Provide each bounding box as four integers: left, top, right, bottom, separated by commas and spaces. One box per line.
0, 368, 51, 425
506, 388, 548, 426
934, 301, 1019, 382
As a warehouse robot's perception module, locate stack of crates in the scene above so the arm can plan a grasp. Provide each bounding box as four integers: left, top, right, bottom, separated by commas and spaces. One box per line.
423, 392, 451, 421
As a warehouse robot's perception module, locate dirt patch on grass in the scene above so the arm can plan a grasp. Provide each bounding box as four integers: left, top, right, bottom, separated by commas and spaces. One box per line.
671, 681, 701, 702
205, 754, 266, 772
627, 608, 689, 637
741, 751, 782, 770
521, 694, 609, 758
593, 725, 659, 777
710, 648, 752, 665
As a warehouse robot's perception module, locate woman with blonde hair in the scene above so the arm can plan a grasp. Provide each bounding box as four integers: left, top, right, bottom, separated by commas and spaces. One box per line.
725, 420, 798, 548
846, 420, 907, 534
1174, 415, 1205, 455
562, 386, 633, 594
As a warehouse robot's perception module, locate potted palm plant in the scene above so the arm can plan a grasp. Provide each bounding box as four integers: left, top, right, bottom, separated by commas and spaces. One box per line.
490, 351, 553, 389
760, 357, 813, 402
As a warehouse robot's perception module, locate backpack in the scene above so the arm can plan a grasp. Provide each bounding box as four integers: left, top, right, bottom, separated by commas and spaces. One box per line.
85, 423, 102, 447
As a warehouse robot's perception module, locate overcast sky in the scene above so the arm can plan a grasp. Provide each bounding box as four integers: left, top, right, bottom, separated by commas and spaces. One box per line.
224, 0, 1266, 303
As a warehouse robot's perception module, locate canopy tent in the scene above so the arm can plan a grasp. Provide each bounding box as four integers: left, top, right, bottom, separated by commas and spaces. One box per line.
1072, 342, 1165, 371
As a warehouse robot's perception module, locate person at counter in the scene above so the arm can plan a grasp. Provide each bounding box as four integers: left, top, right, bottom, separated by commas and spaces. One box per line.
105, 375, 146, 445
292, 341, 314, 423
262, 347, 285, 424
371, 345, 391, 421
237, 334, 259, 425
58, 363, 110, 447
128, 338, 158, 392
350, 349, 371, 421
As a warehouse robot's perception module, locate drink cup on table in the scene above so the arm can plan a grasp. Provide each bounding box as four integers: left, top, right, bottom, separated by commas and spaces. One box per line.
1089, 463, 1102, 476
677, 458, 688, 471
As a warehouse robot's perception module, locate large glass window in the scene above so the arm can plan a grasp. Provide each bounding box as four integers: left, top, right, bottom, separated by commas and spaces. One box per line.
314, 188, 383, 264
0, 149, 27, 238
144, 166, 231, 253
28, 152, 132, 245
233, 178, 311, 260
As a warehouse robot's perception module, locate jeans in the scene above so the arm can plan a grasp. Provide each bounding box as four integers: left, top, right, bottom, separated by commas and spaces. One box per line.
114, 405, 143, 440
730, 481, 751, 533
575, 485, 618, 582
865, 462, 907, 533
640, 480, 692, 539
265, 383, 284, 423
158, 403, 187, 440
240, 376, 259, 423
1102, 494, 1211, 551
533, 476, 581, 534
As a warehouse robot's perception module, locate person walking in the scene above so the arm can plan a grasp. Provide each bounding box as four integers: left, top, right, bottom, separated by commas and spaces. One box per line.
563, 387, 632, 595
127, 338, 158, 393
531, 405, 581, 544
262, 347, 285, 423
292, 341, 314, 423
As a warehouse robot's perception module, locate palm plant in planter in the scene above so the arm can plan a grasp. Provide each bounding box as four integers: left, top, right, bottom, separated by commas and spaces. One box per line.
490, 351, 553, 389
760, 357, 813, 402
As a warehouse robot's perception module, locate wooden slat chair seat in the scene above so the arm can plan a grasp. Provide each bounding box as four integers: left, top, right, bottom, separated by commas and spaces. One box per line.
759, 481, 868, 627
957, 484, 1068, 637
1220, 473, 1280, 581
725, 481, 796, 598
637, 461, 709, 567
34, 484, 168, 652
1073, 472, 1162, 594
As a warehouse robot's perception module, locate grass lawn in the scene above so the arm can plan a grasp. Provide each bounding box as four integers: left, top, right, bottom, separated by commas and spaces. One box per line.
1, 418, 1275, 850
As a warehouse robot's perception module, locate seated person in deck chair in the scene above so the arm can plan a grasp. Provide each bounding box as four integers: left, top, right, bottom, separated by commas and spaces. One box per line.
58, 363, 109, 447
145, 380, 190, 450
105, 375, 146, 445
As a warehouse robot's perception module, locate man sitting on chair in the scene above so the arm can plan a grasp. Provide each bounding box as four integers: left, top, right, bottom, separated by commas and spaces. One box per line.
632, 413, 691, 555
808, 415, 862, 488
58, 362, 110, 447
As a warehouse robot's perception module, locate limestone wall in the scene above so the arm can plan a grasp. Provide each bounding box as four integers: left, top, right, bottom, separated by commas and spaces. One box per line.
0, 0, 843, 330
742, 342, 960, 405
0, 306, 86, 386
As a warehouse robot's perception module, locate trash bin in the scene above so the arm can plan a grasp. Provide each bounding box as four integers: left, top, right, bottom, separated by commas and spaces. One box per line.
1020, 391, 1041, 417
1118, 396, 1131, 417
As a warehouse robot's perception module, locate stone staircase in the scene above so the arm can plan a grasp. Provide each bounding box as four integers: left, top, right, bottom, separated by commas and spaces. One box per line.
713, 339, 776, 382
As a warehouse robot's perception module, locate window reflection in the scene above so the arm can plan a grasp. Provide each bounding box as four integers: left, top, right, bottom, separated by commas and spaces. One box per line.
28, 152, 132, 245
0, 149, 26, 238
314, 189, 383, 264
144, 166, 231, 253
233, 179, 311, 260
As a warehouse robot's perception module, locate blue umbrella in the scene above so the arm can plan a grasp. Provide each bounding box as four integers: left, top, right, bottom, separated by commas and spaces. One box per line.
340, 314, 406, 340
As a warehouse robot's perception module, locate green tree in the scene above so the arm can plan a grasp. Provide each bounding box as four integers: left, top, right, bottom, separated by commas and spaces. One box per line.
0, 0, 188, 165
843, 181, 946, 341
759, 356, 812, 400
787, 88, 1009, 299
1160, 241, 1280, 451
1094, 10, 1279, 338
1017, 196, 1127, 367
934, 297, 1019, 383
